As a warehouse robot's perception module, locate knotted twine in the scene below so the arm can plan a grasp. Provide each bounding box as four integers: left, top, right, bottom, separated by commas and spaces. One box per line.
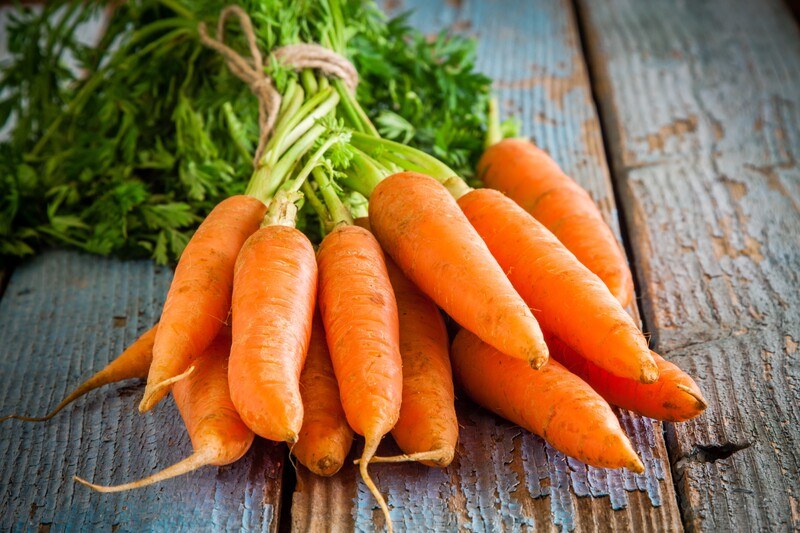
197, 5, 359, 165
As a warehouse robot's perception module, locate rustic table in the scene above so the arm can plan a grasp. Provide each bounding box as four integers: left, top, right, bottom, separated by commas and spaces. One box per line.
1, 0, 798, 531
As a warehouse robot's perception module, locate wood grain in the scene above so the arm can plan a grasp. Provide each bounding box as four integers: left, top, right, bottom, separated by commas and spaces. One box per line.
578, 0, 800, 530
0, 251, 285, 531
291, 0, 682, 530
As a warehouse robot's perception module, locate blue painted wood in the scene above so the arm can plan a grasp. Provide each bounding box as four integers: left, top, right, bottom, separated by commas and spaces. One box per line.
578, 0, 800, 530
0, 250, 285, 531
291, 1, 682, 531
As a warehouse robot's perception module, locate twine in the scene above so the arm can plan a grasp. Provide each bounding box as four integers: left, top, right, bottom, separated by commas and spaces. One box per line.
197, 5, 359, 164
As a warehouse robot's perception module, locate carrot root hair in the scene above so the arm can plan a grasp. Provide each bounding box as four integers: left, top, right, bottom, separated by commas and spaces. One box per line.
138, 365, 195, 412
355, 448, 453, 467
74, 449, 214, 492
1, 374, 112, 423
676, 384, 708, 410
359, 437, 393, 533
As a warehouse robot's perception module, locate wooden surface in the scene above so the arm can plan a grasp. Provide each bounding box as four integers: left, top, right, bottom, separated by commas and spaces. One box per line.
578, 0, 800, 530
291, 0, 681, 531
0, 251, 285, 531
2, 0, 799, 531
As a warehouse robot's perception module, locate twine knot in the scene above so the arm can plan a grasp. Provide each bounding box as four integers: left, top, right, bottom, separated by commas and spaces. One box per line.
197, 5, 359, 164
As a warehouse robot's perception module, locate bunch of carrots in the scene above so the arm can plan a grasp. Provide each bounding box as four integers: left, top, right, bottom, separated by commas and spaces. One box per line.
2, 5, 706, 531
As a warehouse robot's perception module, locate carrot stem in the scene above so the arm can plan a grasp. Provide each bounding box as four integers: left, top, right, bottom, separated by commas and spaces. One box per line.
301, 181, 332, 233
333, 78, 379, 136
485, 96, 502, 148
277, 78, 300, 117
263, 191, 301, 228
274, 89, 339, 158
333, 83, 364, 133
313, 166, 352, 227
348, 132, 469, 196
301, 69, 319, 96
340, 147, 388, 197
286, 132, 350, 194
246, 123, 326, 203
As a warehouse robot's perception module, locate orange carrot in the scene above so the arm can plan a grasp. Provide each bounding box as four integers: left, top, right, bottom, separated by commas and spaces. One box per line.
459, 188, 658, 383
317, 224, 402, 531
292, 311, 354, 476
451, 329, 643, 472
545, 334, 706, 422
1, 324, 157, 423
140, 195, 266, 412
228, 196, 317, 443
76, 328, 254, 491
479, 138, 634, 306
368, 171, 548, 369
355, 217, 457, 468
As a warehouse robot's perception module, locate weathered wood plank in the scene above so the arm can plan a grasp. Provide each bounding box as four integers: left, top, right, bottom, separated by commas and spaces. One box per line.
291, 0, 682, 530
578, 0, 800, 530
0, 251, 285, 531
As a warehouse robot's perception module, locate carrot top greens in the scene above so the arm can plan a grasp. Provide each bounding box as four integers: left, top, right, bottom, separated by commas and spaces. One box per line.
0, 0, 498, 263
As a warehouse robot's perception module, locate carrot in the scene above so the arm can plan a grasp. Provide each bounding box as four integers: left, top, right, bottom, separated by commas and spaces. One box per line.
1, 324, 157, 423
292, 311, 354, 476
354, 217, 457, 468
228, 195, 317, 443
479, 138, 635, 306
545, 334, 707, 422
451, 328, 643, 472
459, 188, 658, 383
316, 223, 402, 531
368, 171, 548, 369
139, 195, 266, 412
76, 327, 254, 491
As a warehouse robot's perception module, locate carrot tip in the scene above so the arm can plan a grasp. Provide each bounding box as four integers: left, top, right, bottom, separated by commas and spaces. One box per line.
359, 437, 394, 533
355, 448, 454, 468
74, 475, 108, 492
676, 384, 708, 411
139, 365, 196, 412
629, 457, 645, 474
1, 414, 48, 423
